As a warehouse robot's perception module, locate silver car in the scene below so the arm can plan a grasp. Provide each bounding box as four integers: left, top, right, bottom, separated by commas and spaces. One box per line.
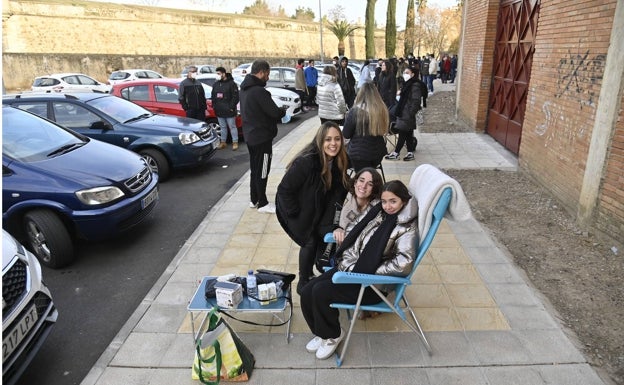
2, 230, 58, 385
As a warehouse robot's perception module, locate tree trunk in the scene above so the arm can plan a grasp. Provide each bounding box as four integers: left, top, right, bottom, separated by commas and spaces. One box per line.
385, 0, 397, 57
404, 0, 415, 56
365, 0, 377, 59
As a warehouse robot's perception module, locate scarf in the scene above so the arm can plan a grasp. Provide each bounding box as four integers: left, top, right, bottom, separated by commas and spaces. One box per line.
333, 203, 398, 274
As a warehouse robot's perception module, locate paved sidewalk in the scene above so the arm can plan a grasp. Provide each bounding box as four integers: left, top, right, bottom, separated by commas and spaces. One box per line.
82, 85, 608, 385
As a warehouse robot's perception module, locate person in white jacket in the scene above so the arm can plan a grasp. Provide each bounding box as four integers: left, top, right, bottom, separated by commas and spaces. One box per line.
316, 65, 347, 125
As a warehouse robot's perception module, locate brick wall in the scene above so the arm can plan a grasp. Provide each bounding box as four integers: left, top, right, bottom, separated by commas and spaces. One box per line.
519, 0, 617, 216
596, 94, 624, 238
456, 0, 499, 132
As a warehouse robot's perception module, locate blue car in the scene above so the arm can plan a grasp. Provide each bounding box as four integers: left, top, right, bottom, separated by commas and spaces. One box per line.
2, 105, 159, 268
3, 92, 220, 181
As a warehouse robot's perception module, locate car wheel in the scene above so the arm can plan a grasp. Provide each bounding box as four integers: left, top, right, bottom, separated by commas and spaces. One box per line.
206, 119, 221, 141
23, 209, 74, 269
140, 148, 170, 181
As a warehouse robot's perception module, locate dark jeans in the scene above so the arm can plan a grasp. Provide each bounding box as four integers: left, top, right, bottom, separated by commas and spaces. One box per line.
320, 117, 344, 126
306, 86, 317, 106
247, 139, 272, 208
300, 267, 380, 339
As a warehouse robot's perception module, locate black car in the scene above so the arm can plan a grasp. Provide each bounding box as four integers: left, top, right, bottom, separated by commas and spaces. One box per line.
3, 92, 220, 181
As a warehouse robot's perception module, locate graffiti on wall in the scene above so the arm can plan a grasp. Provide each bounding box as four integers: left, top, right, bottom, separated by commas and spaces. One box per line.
556, 48, 606, 108
533, 47, 605, 149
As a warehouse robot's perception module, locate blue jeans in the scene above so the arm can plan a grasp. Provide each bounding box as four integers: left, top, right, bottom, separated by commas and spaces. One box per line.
217, 116, 238, 143
426, 75, 434, 93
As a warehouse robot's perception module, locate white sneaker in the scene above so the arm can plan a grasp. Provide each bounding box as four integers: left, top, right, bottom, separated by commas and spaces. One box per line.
315, 329, 344, 360
249, 202, 257, 208
305, 336, 323, 353
257, 203, 276, 214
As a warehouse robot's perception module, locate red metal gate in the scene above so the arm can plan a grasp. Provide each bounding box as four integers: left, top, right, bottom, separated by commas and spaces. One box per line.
487, 0, 540, 155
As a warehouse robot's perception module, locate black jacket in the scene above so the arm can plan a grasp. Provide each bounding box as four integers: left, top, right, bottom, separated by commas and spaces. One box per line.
210, 76, 239, 118
276, 150, 347, 247
377, 71, 397, 108
394, 78, 423, 132
342, 107, 387, 166
178, 78, 207, 110
239, 74, 285, 146
336, 66, 356, 101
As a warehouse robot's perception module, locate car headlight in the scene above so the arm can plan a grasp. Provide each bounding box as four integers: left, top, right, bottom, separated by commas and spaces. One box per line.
179, 132, 201, 145
76, 186, 125, 205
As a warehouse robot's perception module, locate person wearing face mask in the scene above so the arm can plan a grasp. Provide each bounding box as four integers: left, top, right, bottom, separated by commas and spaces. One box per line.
240, 60, 287, 214
178, 65, 207, 121
211, 67, 240, 150
385, 66, 424, 161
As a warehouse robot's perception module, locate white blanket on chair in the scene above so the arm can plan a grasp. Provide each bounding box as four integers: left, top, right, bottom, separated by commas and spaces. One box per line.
409, 164, 473, 240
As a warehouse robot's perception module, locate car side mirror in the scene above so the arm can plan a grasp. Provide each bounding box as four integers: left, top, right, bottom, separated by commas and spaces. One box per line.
90, 121, 112, 130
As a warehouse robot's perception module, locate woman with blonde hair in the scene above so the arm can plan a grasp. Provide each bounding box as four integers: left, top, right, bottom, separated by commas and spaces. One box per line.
316, 65, 347, 125
276, 121, 350, 294
342, 82, 389, 171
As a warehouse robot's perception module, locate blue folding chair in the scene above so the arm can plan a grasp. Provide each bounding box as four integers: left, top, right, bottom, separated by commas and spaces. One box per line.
328, 185, 453, 367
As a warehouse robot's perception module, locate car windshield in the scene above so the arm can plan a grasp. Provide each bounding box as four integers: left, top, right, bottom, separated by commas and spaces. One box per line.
87, 95, 153, 123
2, 107, 85, 162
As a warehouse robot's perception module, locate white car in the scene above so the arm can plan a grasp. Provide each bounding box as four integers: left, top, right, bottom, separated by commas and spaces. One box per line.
232, 75, 302, 118
180, 64, 217, 78
267, 86, 302, 117
231, 62, 253, 78
107, 69, 164, 85
31, 73, 111, 93
2, 230, 58, 384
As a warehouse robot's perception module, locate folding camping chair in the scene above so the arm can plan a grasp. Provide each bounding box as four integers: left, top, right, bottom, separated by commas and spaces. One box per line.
327, 164, 465, 366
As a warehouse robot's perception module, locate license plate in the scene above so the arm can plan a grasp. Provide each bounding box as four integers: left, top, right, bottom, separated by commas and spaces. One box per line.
3, 304, 39, 363
141, 188, 158, 209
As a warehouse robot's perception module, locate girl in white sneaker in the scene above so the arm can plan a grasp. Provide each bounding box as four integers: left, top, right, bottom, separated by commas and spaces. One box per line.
300, 180, 418, 360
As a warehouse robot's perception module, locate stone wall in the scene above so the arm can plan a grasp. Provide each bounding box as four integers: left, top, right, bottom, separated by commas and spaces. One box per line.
2, 0, 395, 90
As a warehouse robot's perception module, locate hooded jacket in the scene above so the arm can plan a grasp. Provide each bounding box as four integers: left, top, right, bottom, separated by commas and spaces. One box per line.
316, 74, 347, 121
239, 74, 285, 146
210, 74, 239, 118
337, 198, 418, 277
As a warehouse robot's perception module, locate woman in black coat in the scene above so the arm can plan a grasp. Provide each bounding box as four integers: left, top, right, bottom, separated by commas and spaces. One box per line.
385, 66, 424, 161
342, 82, 389, 171
376, 60, 397, 109
276, 122, 350, 294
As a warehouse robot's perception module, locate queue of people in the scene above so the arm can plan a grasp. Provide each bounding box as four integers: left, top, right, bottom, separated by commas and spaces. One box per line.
191, 56, 446, 360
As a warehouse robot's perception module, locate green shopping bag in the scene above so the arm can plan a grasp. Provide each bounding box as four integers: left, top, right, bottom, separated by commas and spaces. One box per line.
192, 308, 255, 383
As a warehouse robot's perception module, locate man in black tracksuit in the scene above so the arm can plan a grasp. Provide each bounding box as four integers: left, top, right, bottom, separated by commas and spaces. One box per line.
178, 65, 207, 121
239, 60, 286, 213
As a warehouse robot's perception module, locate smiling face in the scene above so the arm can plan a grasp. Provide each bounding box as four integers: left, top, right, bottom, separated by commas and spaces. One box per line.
381, 190, 405, 215
323, 126, 342, 159
354, 171, 374, 200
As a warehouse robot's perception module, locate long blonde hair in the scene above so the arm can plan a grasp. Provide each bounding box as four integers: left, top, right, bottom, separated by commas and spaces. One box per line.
289, 121, 349, 191
353, 82, 389, 137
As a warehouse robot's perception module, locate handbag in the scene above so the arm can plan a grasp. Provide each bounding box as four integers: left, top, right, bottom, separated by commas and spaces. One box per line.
192, 307, 255, 384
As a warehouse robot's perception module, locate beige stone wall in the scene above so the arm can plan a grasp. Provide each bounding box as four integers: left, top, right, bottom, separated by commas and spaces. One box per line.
2, 0, 395, 90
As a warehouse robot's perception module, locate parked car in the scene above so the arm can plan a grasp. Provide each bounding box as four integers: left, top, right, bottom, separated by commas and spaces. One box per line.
231, 62, 252, 78
266, 66, 297, 92
2, 105, 159, 268
3, 92, 220, 181
2, 230, 58, 385
107, 69, 164, 85
110, 78, 243, 141
232, 76, 302, 118
31, 73, 111, 93
180, 64, 217, 78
